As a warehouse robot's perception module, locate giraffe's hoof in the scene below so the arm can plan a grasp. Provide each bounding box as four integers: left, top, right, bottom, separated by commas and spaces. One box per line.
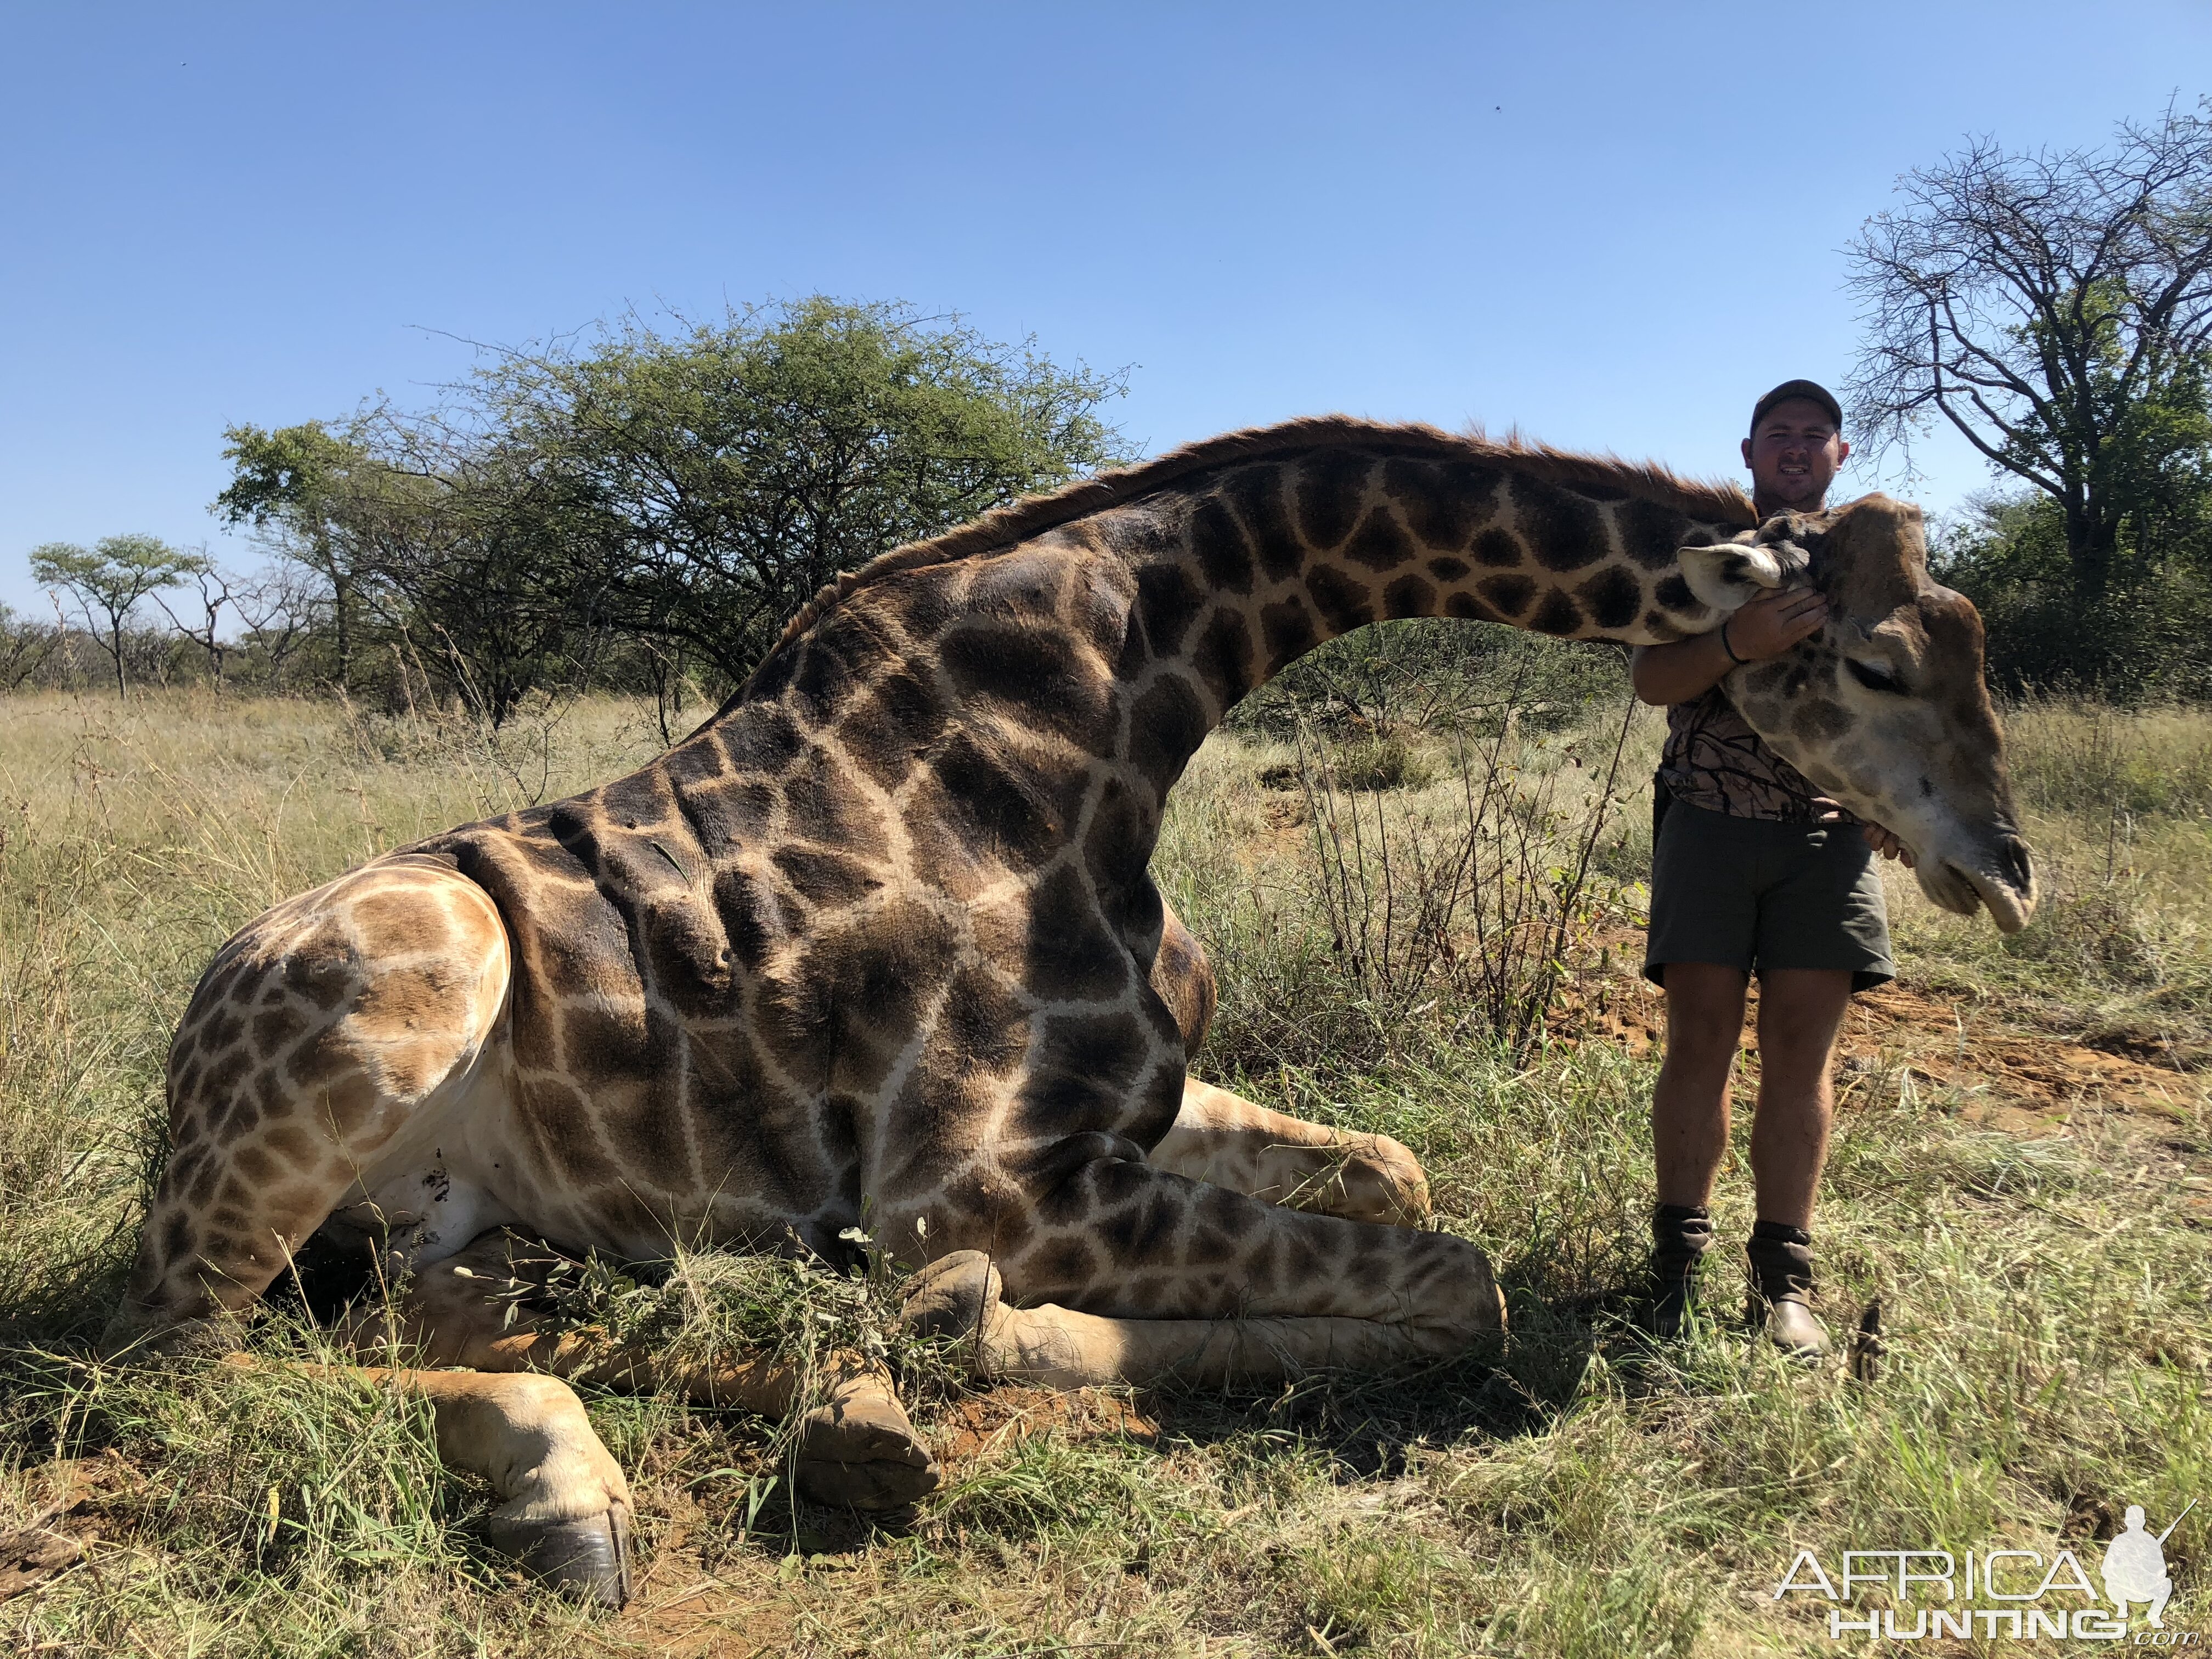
795, 1450, 939, 1511
484, 1504, 633, 1607
794, 1375, 941, 1511
898, 1249, 1002, 1343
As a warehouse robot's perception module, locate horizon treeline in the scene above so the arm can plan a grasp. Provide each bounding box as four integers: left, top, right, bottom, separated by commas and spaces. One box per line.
10, 297, 1132, 734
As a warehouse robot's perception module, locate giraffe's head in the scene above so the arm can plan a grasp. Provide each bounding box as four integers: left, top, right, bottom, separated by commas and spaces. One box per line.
1678, 494, 2038, 933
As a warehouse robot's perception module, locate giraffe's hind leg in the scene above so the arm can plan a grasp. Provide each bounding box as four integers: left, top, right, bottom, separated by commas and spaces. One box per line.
1147, 907, 1427, 1225
222, 1353, 635, 1604
333, 1232, 940, 1513
101, 861, 637, 1601
1149, 1078, 1431, 1227
107, 853, 514, 1350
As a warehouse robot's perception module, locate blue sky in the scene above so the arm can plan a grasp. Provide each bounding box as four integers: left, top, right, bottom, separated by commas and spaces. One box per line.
4, 3, 2206, 616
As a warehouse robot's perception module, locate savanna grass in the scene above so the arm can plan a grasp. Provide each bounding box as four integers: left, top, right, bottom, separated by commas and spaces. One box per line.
1883, 695, 2212, 1064
1, 680, 2206, 1656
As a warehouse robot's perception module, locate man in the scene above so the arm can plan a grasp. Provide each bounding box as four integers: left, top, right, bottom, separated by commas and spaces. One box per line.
1629, 380, 1910, 1357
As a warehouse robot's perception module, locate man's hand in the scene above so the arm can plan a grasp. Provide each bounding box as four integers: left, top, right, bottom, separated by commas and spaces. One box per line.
1861, 822, 1915, 867
1724, 588, 1828, 661
1629, 584, 1831, 708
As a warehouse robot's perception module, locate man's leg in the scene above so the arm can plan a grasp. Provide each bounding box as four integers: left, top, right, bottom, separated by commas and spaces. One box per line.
1645, 962, 1749, 1335
1652, 962, 1750, 1206
1744, 968, 1854, 1356
1747, 969, 1852, 1227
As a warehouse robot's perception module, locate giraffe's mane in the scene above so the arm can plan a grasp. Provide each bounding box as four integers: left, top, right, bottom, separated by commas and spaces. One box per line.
740, 416, 1754, 698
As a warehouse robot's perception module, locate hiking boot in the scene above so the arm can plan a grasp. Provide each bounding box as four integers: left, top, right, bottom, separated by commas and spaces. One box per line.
1645, 1203, 1713, 1340
1745, 1221, 1832, 1359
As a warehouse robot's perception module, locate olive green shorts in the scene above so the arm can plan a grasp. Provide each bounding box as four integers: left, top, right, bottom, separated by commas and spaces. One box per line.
1643, 793, 1894, 992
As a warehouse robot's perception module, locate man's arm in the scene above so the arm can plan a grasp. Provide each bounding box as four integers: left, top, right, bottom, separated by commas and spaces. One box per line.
1632, 585, 1914, 866
1629, 588, 1830, 707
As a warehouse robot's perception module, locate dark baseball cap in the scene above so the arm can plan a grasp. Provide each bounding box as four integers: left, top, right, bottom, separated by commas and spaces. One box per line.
1750, 379, 1844, 438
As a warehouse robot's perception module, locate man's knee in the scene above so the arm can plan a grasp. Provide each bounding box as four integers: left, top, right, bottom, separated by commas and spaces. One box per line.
1661, 965, 1748, 1064
1662, 1030, 1741, 1087
1756, 1024, 1841, 1085
1755, 970, 1852, 1074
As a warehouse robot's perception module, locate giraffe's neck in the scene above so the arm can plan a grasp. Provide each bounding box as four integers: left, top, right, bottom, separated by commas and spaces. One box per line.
704, 432, 1753, 970
1096, 440, 1747, 791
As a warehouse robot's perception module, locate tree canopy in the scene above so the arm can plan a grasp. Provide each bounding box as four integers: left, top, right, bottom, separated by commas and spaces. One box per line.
1847, 100, 2212, 600
470, 297, 1131, 684
205, 298, 1129, 724
28, 534, 201, 697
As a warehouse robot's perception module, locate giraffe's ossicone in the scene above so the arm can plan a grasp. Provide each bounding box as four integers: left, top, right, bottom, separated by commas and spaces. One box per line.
108, 419, 2035, 1604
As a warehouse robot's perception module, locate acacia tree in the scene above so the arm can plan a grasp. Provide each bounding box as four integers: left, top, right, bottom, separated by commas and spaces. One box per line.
213, 410, 612, 722
28, 534, 199, 698
1846, 100, 2212, 599
343, 421, 607, 728
472, 297, 1131, 684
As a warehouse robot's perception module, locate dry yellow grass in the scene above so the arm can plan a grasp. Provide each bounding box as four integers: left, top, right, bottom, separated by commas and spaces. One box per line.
1, 682, 2206, 1657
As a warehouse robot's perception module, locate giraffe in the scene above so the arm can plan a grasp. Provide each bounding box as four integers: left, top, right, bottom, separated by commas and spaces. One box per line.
105, 418, 2036, 1604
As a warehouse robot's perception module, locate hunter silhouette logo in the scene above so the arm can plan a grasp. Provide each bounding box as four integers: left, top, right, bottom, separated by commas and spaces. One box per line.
1774, 1499, 2198, 1642
2106, 1502, 2194, 1630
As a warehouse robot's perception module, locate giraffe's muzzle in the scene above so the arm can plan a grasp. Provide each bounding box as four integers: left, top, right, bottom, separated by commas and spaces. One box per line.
1923, 831, 2037, 935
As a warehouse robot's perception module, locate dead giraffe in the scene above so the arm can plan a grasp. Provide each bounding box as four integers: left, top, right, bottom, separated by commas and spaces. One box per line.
106, 418, 2036, 1603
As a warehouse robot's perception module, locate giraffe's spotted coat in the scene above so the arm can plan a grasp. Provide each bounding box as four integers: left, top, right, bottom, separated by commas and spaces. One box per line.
112, 420, 2028, 1360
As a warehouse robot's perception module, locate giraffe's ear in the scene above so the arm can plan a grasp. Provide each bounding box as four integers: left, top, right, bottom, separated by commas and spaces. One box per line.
1676, 537, 1813, 613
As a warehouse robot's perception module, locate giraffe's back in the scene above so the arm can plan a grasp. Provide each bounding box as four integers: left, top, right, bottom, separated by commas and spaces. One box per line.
398, 536, 1187, 1265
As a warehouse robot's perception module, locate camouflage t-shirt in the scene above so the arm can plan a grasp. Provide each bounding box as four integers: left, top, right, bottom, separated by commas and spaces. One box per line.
1657, 686, 1851, 822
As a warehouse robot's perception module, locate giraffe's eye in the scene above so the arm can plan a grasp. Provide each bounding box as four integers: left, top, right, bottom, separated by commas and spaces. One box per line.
1847, 658, 1907, 695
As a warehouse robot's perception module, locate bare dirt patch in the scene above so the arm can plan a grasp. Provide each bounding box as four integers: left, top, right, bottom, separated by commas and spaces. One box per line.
603, 1553, 805, 1659
928, 1384, 1159, 1466
1555, 931, 2207, 1147
0, 1451, 142, 1604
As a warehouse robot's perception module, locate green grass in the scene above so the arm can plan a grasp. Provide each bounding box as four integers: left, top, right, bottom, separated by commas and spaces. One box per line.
1, 683, 2207, 1656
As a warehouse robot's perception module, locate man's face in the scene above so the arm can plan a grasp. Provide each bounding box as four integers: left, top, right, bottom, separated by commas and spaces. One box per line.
1741, 398, 1850, 511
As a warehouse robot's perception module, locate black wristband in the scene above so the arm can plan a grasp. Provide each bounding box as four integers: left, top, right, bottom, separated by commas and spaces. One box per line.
1719, 619, 1745, 665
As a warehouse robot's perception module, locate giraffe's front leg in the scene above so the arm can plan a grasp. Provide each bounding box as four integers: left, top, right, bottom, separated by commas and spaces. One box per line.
911, 1144, 1501, 1365
334, 1233, 941, 1514
1018, 1156, 1497, 1333
901, 1246, 1496, 1389
1149, 1077, 1431, 1227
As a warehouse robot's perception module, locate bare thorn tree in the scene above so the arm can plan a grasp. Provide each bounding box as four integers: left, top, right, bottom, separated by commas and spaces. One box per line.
1845, 99, 2212, 599
229, 565, 320, 686
153, 549, 236, 690
0, 602, 59, 691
